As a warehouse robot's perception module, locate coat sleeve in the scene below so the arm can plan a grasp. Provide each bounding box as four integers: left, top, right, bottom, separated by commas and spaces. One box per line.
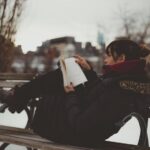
65, 86, 130, 147
83, 69, 98, 88
84, 69, 98, 81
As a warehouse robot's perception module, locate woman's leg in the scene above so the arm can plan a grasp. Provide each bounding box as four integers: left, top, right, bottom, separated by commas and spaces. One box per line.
7, 68, 64, 112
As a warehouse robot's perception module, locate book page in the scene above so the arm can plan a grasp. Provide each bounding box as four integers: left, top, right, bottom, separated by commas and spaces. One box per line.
64, 57, 87, 86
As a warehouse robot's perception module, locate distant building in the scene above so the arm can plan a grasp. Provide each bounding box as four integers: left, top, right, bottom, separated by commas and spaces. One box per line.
49, 36, 76, 57
12, 36, 105, 74
35, 36, 104, 73
97, 31, 105, 49
11, 45, 25, 73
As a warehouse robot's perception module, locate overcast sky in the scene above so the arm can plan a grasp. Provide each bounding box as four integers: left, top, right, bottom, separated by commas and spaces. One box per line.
15, 0, 150, 52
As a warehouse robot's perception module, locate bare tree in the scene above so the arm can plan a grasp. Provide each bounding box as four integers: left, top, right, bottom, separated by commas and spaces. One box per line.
117, 6, 150, 44
0, 0, 26, 72
0, 0, 26, 41
0, 35, 15, 72
136, 19, 150, 43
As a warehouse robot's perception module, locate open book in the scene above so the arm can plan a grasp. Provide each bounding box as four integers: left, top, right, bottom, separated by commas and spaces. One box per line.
60, 57, 88, 87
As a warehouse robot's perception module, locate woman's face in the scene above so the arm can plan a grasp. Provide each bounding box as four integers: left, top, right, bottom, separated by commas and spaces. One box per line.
104, 53, 117, 65
104, 52, 125, 65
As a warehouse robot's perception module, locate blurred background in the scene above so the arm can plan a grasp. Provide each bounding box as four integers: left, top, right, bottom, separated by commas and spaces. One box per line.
0, 0, 150, 74
0, 0, 150, 149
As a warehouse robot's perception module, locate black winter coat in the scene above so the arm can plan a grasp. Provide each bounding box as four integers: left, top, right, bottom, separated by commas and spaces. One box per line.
9, 63, 150, 148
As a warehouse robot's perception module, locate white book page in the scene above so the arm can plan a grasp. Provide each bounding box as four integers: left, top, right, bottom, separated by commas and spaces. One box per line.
64, 57, 87, 86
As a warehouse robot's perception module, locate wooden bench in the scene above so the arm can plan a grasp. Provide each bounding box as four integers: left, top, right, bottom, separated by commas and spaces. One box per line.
0, 73, 149, 150
0, 125, 149, 150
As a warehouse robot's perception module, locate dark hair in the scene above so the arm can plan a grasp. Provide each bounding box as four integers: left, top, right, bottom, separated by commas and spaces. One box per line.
139, 44, 150, 58
106, 39, 142, 61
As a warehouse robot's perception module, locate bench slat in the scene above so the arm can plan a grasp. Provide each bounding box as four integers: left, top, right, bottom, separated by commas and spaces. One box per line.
0, 125, 93, 150
0, 125, 149, 150
0, 73, 34, 80
0, 81, 29, 88
0, 134, 92, 150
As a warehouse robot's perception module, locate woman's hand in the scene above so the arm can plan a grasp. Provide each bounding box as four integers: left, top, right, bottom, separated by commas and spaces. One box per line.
74, 55, 91, 70
64, 83, 75, 93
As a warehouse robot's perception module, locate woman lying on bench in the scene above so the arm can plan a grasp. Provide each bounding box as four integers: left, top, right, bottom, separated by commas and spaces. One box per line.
2, 39, 150, 148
